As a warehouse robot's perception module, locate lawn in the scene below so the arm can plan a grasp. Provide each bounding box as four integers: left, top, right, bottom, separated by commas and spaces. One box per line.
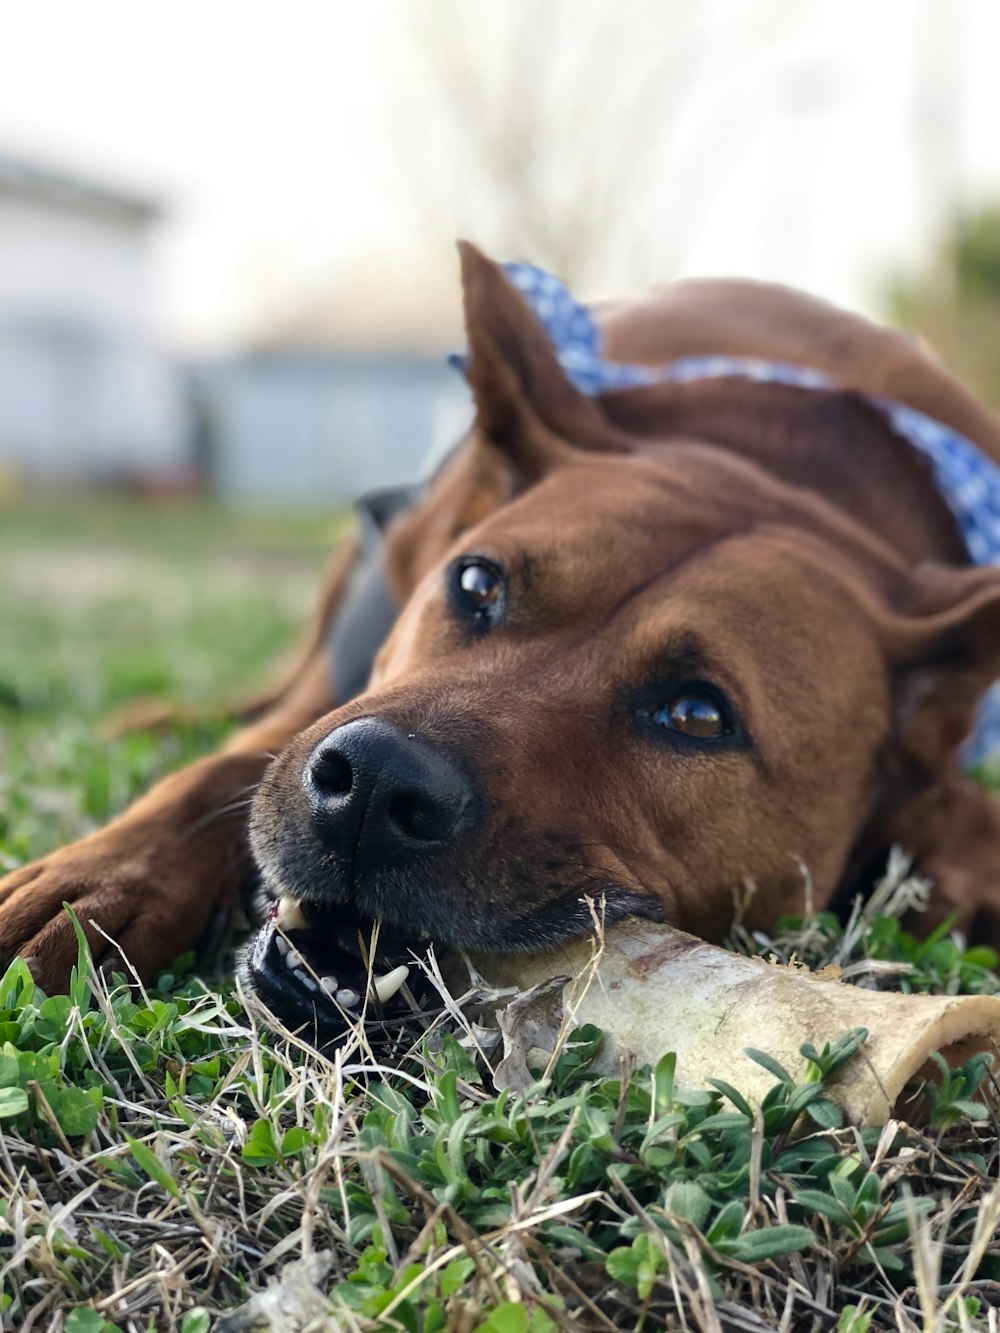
1, 494, 999, 1332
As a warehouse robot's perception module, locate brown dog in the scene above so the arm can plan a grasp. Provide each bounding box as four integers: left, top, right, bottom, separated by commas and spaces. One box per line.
2, 246, 999, 1034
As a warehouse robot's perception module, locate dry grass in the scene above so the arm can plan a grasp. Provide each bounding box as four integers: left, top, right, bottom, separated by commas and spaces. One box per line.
2, 496, 999, 1331
1, 883, 1000, 1332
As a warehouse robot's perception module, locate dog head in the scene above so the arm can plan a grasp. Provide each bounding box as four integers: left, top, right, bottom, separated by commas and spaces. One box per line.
244, 245, 1000, 1038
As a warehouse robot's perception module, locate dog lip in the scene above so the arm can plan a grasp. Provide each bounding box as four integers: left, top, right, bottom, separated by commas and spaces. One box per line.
259, 869, 430, 961
244, 899, 428, 1042
245, 925, 351, 1039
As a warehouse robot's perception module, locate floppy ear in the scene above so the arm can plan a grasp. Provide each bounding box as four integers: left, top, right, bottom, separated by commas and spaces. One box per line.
881, 565, 1000, 775
458, 241, 627, 481
879, 774, 1000, 947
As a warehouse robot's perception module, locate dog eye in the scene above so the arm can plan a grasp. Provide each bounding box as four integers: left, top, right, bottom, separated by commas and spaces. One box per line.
653, 687, 732, 739
459, 562, 502, 608
449, 557, 506, 626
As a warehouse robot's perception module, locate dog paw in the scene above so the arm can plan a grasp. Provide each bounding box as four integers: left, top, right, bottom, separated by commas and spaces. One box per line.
0, 837, 225, 995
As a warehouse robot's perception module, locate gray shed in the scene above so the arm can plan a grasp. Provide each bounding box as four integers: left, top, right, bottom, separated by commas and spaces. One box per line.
198, 353, 471, 506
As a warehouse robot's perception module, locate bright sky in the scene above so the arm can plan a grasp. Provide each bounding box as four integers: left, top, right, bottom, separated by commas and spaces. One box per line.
2, 0, 999, 351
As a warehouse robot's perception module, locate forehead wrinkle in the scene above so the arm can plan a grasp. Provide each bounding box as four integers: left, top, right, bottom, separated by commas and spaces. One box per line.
492, 532, 738, 654
491, 500, 744, 614
477, 451, 737, 558
607, 527, 749, 621
612, 530, 786, 660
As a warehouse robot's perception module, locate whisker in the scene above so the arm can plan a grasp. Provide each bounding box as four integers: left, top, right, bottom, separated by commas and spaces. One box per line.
185, 793, 259, 838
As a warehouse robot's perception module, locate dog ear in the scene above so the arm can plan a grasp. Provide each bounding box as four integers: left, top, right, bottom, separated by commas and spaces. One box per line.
880, 564, 1000, 775
458, 241, 627, 481
878, 774, 1000, 947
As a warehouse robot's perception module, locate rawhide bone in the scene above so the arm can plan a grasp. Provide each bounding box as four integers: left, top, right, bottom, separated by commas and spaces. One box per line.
465, 920, 1000, 1127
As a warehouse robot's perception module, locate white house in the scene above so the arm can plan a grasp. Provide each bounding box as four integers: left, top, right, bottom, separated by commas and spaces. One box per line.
0, 153, 187, 485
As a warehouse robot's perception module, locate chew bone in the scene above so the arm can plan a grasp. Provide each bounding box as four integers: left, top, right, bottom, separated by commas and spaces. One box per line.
466, 920, 1000, 1127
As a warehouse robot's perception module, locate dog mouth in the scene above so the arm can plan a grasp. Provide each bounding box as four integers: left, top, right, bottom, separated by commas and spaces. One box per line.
243, 892, 432, 1042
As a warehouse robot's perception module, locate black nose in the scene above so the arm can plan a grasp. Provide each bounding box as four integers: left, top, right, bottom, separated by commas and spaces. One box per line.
304, 716, 479, 868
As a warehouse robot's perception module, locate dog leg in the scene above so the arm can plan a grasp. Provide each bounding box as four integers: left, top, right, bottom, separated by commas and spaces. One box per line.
0, 631, 336, 995
881, 776, 1000, 949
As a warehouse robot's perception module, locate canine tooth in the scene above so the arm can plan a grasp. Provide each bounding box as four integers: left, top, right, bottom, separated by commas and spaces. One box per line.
275, 896, 308, 930
285, 949, 304, 970
336, 988, 360, 1007
319, 975, 339, 997
372, 965, 410, 1004
275, 935, 289, 956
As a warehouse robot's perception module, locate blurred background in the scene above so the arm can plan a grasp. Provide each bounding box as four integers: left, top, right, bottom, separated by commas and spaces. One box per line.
3, 0, 1000, 510
4, 0, 1000, 828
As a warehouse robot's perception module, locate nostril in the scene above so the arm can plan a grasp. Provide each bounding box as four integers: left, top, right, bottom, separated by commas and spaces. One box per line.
310, 747, 353, 797
387, 791, 450, 843
304, 717, 479, 863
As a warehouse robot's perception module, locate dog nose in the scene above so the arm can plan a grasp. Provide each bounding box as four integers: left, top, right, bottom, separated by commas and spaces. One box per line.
304, 717, 478, 867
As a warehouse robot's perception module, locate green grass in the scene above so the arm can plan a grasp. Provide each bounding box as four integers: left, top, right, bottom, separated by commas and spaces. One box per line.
0, 492, 338, 865
1, 494, 999, 1332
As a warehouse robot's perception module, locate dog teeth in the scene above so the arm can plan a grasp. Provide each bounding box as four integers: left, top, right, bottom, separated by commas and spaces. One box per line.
275, 935, 289, 956
372, 964, 410, 1004
275, 896, 308, 930
285, 949, 304, 970
318, 972, 360, 1009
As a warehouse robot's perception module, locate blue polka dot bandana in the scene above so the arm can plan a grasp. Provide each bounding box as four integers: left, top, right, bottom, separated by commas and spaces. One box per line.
454, 262, 1000, 766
